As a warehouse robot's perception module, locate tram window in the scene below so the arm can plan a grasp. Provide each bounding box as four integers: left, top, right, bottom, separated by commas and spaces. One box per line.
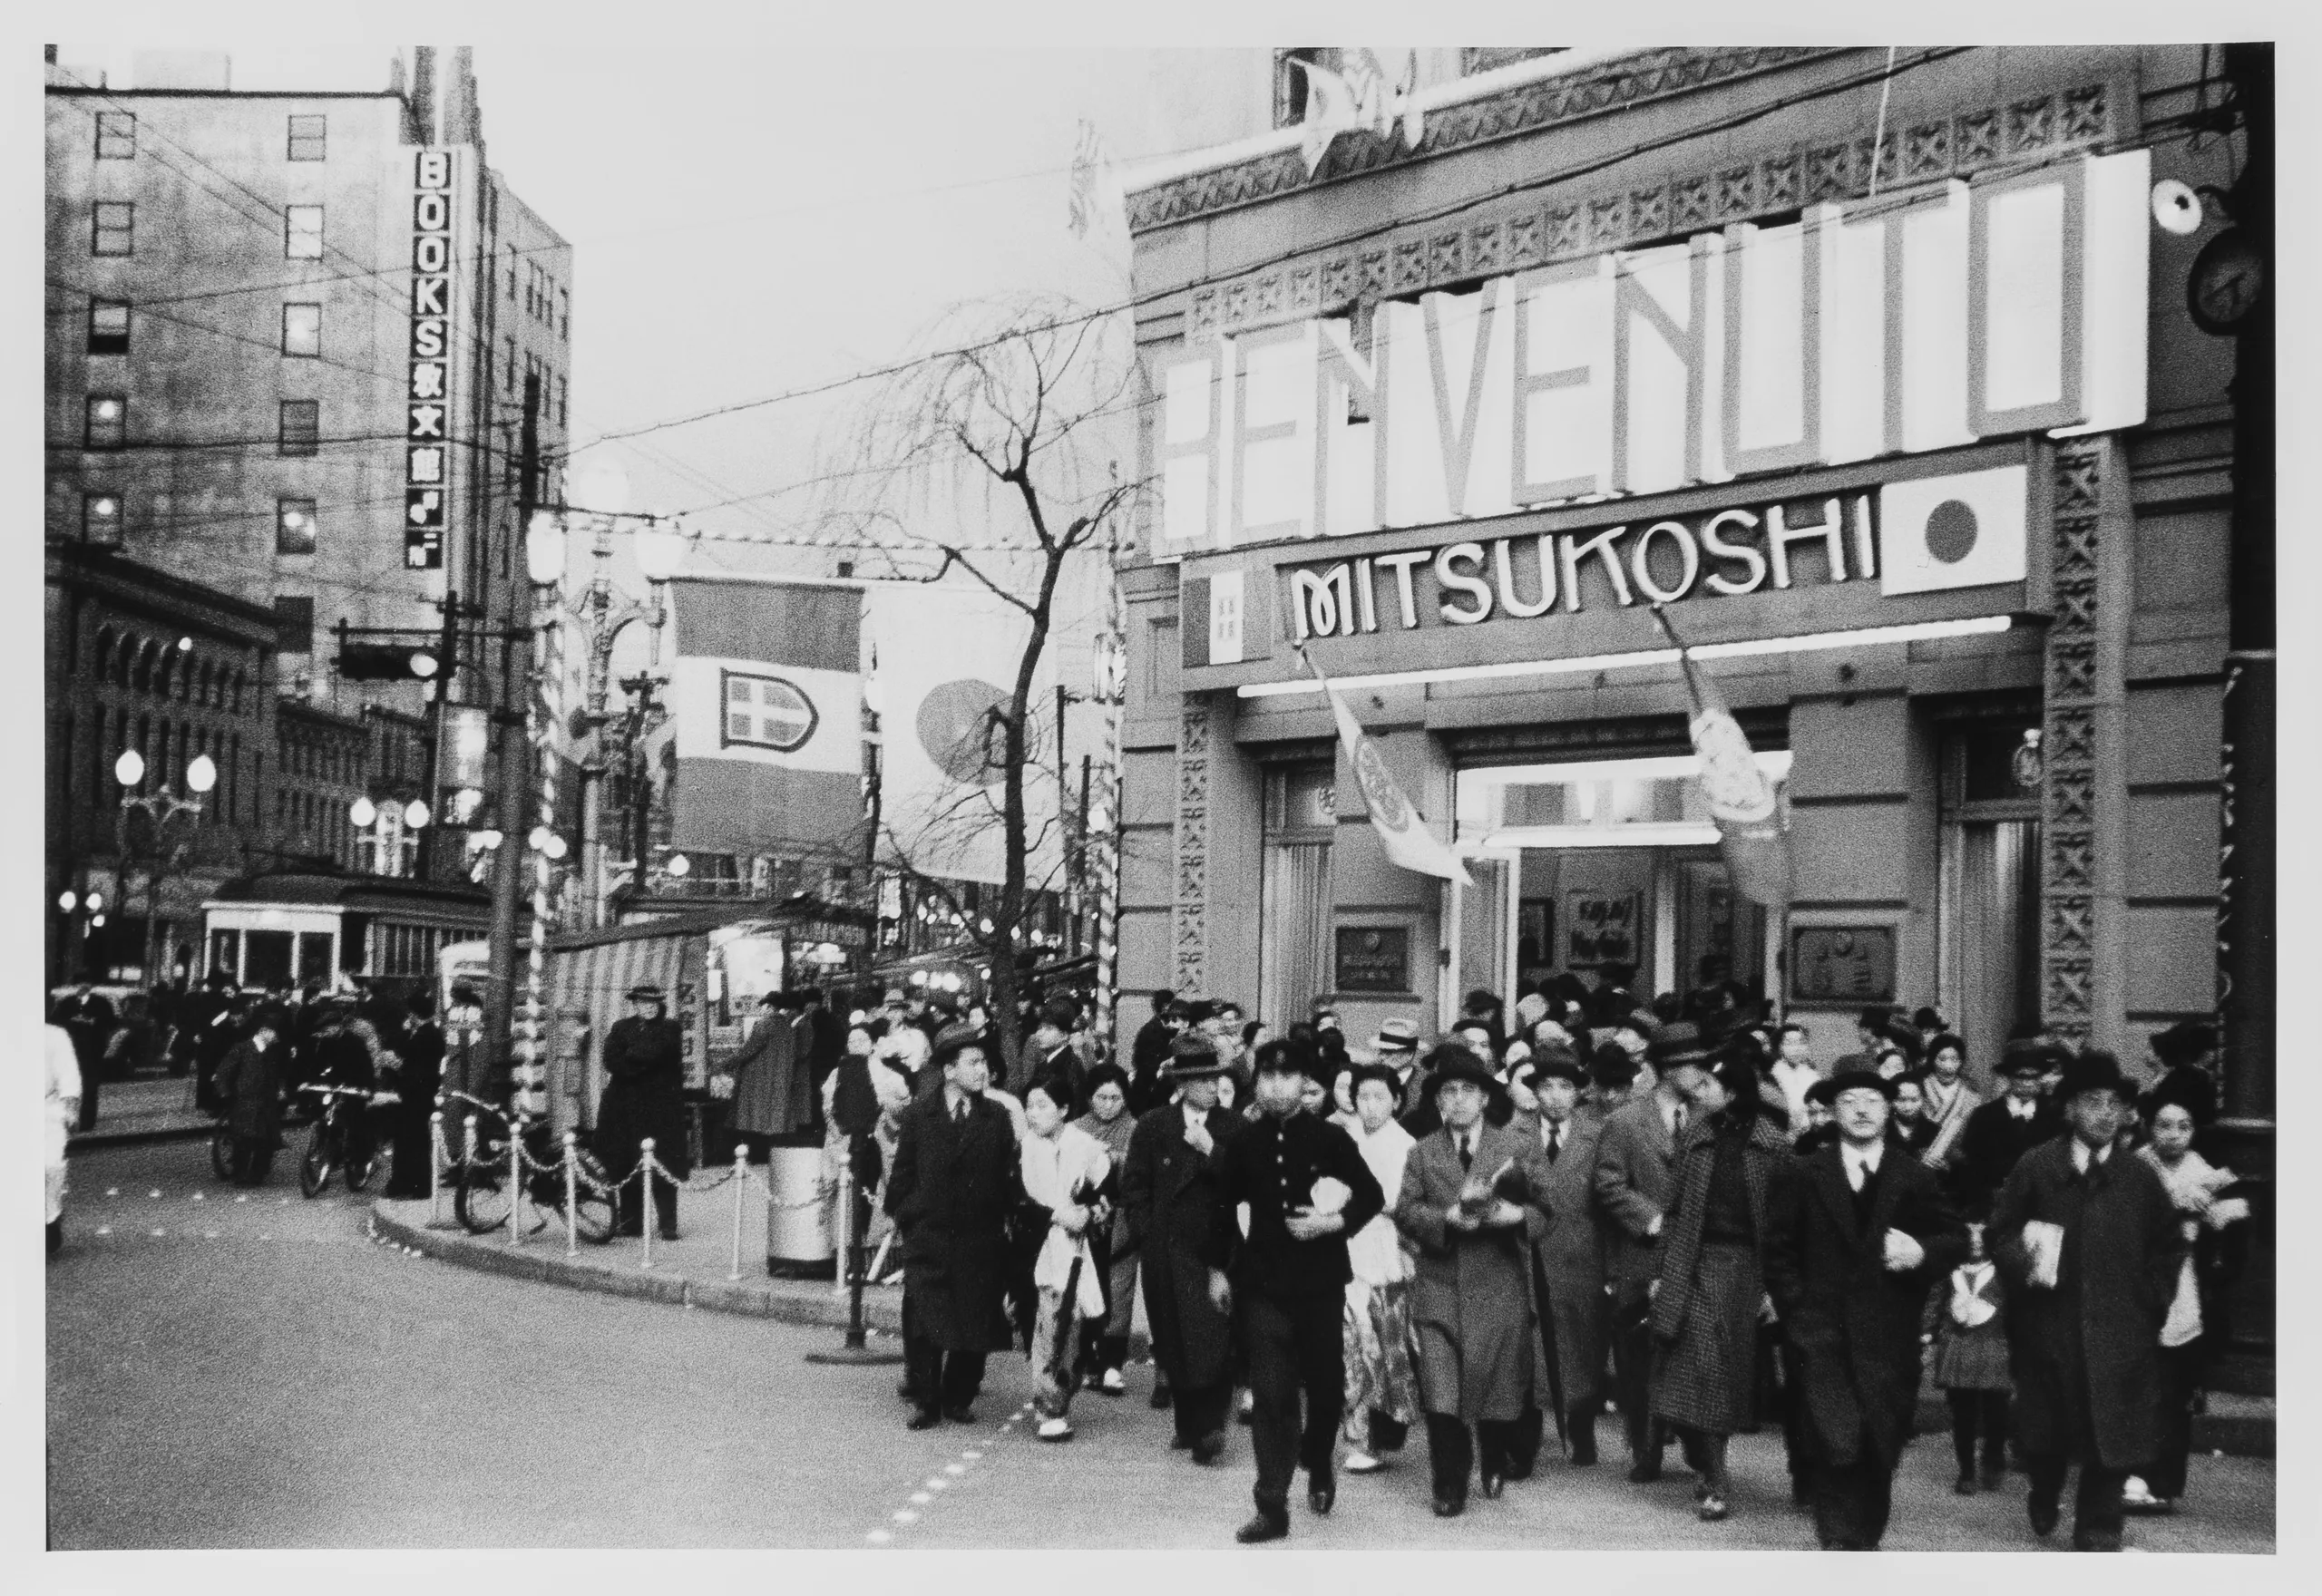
244, 930, 294, 990
297, 931, 335, 988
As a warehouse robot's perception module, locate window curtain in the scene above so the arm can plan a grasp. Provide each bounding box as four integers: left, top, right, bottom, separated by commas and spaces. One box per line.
1954, 819, 2040, 1095
1260, 842, 1332, 1028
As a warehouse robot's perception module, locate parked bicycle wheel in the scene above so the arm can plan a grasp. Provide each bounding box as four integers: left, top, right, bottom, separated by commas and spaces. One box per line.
569, 1158, 617, 1244
344, 1142, 386, 1195
298, 1124, 336, 1199
454, 1163, 512, 1234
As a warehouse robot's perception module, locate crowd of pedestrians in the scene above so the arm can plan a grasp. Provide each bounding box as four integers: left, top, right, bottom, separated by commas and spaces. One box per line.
834, 974, 2252, 1552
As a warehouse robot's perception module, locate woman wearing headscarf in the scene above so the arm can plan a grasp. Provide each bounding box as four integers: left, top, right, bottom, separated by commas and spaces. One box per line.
1339, 1062, 1420, 1475
1648, 1045, 1793, 1523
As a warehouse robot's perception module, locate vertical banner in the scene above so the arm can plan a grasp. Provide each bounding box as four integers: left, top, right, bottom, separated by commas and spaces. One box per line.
1649, 604, 1792, 908
405, 148, 456, 569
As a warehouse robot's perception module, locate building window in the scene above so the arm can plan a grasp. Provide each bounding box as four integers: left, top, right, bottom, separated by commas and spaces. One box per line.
1273, 49, 1341, 130
93, 201, 134, 257
287, 113, 327, 161
87, 297, 131, 355
559, 287, 570, 338
277, 498, 317, 555
273, 595, 315, 655
278, 399, 320, 456
83, 491, 122, 545
556, 375, 569, 427
285, 204, 325, 259
84, 394, 127, 450
505, 336, 517, 388
507, 247, 518, 301
281, 302, 321, 357
95, 112, 136, 159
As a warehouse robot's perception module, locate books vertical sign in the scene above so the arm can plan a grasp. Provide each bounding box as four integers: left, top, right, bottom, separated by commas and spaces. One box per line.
405, 149, 455, 569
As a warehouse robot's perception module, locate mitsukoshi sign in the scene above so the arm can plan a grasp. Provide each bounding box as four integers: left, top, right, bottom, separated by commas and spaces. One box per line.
1152, 152, 2148, 556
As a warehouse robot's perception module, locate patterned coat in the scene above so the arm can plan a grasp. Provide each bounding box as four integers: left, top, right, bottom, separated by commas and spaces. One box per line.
1648, 1112, 1792, 1433
1393, 1120, 1554, 1423
1989, 1136, 2181, 1469
1763, 1143, 1967, 1467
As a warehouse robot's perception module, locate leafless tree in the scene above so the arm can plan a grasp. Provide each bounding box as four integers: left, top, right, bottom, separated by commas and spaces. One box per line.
817, 294, 1142, 1071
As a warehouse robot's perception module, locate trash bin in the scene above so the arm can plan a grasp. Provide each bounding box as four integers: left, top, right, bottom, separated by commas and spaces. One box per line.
765, 1143, 834, 1279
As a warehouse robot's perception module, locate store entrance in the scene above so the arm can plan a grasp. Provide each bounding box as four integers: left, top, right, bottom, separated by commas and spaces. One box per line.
1449, 754, 1785, 1024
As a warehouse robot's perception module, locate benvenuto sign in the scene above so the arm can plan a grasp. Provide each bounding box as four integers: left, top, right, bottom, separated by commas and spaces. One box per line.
1153, 152, 2146, 558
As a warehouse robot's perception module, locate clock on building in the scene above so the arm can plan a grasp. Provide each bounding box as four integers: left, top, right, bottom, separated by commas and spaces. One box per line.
2187, 227, 2266, 336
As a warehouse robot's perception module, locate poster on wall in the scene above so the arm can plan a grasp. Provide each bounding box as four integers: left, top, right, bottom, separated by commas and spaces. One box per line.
1789, 926, 1898, 1005
1565, 890, 1640, 971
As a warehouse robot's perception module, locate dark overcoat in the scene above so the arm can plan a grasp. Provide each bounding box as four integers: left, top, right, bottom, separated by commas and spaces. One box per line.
1394, 1121, 1553, 1424
1514, 1109, 1611, 1415
1952, 1095, 2061, 1216
1990, 1137, 2181, 1469
1648, 1112, 1792, 1433
593, 1016, 692, 1179
1118, 1103, 1238, 1391
721, 1011, 807, 1139
1763, 1143, 1967, 1467
883, 1089, 1020, 1353
214, 1036, 286, 1143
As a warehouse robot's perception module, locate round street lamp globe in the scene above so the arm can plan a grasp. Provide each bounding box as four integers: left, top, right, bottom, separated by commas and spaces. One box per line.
632, 525, 686, 581
86, 893, 102, 914
349, 796, 378, 829
58, 890, 76, 913
90, 913, 106, 928
113, 749, 145, 788
185, 754, 217, 794
666, 853, 690, 878
542, 833, 570, 861
529, 824, 553, 852
524, 512, 567, 586
404, 799, 431, 830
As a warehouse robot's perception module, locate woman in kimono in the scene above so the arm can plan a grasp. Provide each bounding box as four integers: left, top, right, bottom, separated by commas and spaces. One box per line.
1017, 1075, 1114, 1441
1340, 1063, 1420, 1474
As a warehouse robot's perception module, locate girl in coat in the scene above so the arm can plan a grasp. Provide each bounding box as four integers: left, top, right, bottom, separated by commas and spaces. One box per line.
1649, 1050, 1792, 1523
1340, 1063, 1420, 1474
1018, 1077, 1115, 1441
1925, 1220, 2013, 1494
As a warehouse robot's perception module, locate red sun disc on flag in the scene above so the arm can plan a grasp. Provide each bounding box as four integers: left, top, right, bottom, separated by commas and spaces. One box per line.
917, 679, 1009, 786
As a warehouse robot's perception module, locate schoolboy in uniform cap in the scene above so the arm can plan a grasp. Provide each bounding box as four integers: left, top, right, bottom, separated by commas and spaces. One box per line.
1118, 1029, 1241, 1454
1989, 1049, 2181, 1551
1953, 1042, 2064, 1220
1215, 1040, 1386, 1541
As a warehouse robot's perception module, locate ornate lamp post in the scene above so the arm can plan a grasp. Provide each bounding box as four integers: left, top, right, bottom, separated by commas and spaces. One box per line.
113, 749, 215, 988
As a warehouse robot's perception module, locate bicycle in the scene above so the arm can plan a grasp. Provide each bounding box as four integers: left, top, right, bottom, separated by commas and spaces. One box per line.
298, 1082, 397, 1199
440, 1088, 615, 1244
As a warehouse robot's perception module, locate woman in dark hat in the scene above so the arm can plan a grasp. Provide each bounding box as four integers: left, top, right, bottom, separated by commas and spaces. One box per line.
1647, 1043, 1793, 1523
1989, 1049, 2181, 1551
593, 982, 689, 1240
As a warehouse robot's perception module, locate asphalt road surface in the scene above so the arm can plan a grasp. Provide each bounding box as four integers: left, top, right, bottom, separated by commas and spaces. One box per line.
48, 1137, 2277, 1552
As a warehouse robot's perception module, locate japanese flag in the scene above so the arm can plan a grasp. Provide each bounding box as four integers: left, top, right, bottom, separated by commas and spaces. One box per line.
1879, 465, 2029, 596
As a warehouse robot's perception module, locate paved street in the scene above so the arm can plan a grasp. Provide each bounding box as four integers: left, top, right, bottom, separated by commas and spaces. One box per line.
50, 1136, 2275, 1552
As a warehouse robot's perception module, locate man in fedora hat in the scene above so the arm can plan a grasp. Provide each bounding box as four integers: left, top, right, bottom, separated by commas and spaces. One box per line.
1516, 1045, 1613, 1466
1765, 1067, 1967, 1550
1989, 1049, 2181, 1551
1394, 1047, 1554, 1516
1591, 1021, 1714, 1483
1954, 1041, 2065, 1221
1119, 1030, 1242, 1461
594, 983, 688, 1240
1371, 1017, 1423, 1114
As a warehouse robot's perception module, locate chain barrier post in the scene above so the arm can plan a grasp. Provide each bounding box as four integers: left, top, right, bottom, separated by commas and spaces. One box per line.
428, 1110, 446, 1226
728, 1148, 748, 1282
639, 1138, 656, 1270
564, 1132, 580, 1256
507, 1118, 525, 1248
803, 1145, 902, 1366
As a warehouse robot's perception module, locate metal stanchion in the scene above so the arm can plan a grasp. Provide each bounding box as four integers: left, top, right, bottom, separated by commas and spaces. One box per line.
727, 1148, 748, 1282
639, 1138, 656, 1270
805, 1153, 902, 1366
427, 1110, 446, 1226
506, 1121, 525, 1248
563, 1133, 580, 1256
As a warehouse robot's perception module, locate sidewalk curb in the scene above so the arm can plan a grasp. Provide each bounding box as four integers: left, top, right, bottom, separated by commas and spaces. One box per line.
368, 1202, 895, 1336
70, 1123, 218, 1151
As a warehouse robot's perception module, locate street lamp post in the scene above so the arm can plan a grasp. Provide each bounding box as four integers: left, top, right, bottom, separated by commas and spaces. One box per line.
112, 749, 215, 988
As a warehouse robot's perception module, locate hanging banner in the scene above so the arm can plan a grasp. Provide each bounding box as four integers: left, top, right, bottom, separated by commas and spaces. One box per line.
1298, 642, 1468, 885
1651, 604, 1791, 908
405, 147, 459, 569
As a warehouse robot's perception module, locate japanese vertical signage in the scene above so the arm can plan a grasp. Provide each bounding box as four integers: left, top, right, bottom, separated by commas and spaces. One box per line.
405, 149, 456, 569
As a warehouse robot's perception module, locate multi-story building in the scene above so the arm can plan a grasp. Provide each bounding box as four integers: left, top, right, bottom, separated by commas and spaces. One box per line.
1118, 45, 2267, 1340
45, 44, 574, 980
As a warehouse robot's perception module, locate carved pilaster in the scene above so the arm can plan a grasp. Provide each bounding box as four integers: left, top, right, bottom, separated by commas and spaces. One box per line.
1172, 696, 1213, 993
2040, 438, 2119, 1046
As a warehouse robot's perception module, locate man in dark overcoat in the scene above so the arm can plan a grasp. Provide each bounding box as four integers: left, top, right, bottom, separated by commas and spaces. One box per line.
214, 1007, 288, 1186
592, 983, 689, 1240
1590, 1026, 1712, 1482
1989, 1049, 2181, 1552
1118, 1031, 1240, 1460
1213, 1040, 1385, 1542
1515, 1047, 1611, 1465
382, 988, 445, 1198
1953, 1042, 2064, 1217
1764, 1068, 1967, 1550
1395, 1051, 1555, 1517
883, 1024, 1020, 1428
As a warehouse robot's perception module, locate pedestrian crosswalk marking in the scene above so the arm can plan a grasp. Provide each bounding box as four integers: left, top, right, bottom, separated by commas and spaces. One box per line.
893, 1509, 918, 1523
910, 1493, 932, 1505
